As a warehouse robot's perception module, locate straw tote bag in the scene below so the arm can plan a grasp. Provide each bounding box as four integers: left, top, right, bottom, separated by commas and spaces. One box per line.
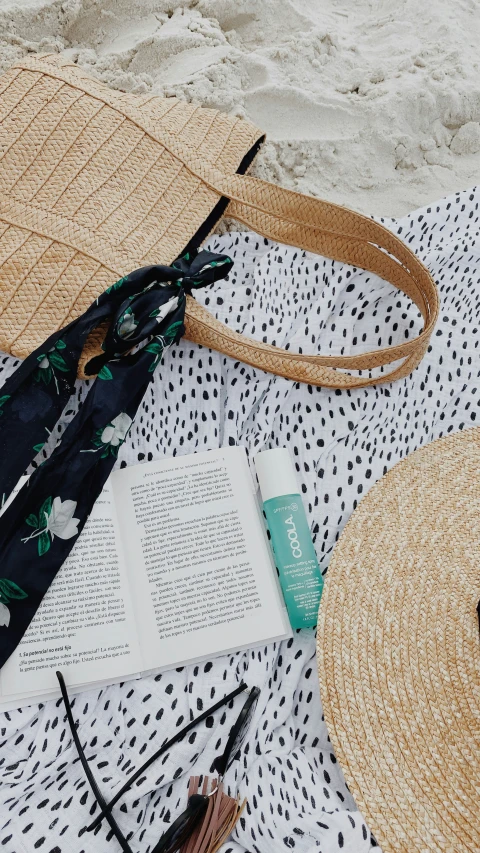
0, 53, 438, 388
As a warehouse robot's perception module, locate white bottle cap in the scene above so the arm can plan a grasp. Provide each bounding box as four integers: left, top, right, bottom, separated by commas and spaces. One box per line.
254, 447, 300, 503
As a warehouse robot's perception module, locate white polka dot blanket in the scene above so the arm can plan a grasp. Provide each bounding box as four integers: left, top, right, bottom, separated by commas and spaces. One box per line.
0, 186, 478, 853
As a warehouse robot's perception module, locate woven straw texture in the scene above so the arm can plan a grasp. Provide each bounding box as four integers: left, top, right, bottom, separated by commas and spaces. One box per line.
317, 427, 480, 853
0, 53, 439, 386
0, 52, 263, 376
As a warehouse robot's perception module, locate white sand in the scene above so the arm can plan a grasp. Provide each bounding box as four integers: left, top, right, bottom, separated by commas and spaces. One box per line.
0, 0, 479, 216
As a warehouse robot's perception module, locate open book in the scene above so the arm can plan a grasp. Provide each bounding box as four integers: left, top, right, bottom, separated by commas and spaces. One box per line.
0, 446, 291, 710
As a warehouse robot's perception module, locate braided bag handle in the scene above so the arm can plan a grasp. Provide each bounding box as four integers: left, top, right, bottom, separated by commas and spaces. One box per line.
183, 174, 439, 388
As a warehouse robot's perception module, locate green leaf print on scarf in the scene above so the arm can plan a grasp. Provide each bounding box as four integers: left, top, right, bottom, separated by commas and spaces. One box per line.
0, 395, 10, 415
0, 578, 28, 627
98, 365, 113, 380
105, 275, 129, 295
34, 339, 69, 393
144, 337, 164, 373
144, 319, 184, 372
163, 320, 183, 344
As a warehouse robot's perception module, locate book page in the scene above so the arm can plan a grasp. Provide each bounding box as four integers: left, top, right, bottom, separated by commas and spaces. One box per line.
112, 446, 289, 672
0, 480, 142, 700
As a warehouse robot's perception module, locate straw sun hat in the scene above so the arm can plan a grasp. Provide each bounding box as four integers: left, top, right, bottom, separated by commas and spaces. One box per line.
0, 52, 438, 386
317, 427, 480, 853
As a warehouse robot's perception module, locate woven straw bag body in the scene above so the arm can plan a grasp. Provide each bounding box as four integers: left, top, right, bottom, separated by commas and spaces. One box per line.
0, 53, 439, 387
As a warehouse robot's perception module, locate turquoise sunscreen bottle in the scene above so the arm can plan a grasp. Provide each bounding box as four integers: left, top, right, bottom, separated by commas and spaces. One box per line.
254, 447, 323, 629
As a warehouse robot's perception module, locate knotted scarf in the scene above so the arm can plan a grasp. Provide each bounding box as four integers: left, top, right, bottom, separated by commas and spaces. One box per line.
0, 249, 233, 670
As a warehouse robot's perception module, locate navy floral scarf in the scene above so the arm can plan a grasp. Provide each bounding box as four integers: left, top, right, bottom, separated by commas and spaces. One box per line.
0, 249, 233, 670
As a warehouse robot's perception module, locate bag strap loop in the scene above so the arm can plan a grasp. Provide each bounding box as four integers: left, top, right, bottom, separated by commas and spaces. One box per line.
183, 173, 438, 389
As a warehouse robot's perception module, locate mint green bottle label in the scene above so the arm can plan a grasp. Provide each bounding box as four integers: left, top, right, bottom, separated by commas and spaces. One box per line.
263, 494, 323, 630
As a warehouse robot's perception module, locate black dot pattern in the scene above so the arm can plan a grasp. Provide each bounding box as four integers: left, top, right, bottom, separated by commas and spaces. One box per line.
0, 185, 478, 852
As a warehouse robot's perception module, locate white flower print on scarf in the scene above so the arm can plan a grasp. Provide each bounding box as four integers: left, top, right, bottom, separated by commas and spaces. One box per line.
21, 496, 80, 556
0, 602, 10, 626
82, 412, 133, 459
149, 295, 179, 325
100, 413, 132, 447
118, 308, 138, 340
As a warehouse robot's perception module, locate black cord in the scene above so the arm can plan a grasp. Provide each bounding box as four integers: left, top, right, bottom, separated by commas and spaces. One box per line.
56, 671, 133, 853
86, 679, 249, 832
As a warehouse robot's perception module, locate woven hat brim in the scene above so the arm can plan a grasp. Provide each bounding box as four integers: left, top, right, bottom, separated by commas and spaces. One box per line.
317, 427, 480, 853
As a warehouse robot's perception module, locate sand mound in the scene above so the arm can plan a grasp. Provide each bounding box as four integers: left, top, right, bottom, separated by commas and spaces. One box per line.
0, 0, 478, 215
